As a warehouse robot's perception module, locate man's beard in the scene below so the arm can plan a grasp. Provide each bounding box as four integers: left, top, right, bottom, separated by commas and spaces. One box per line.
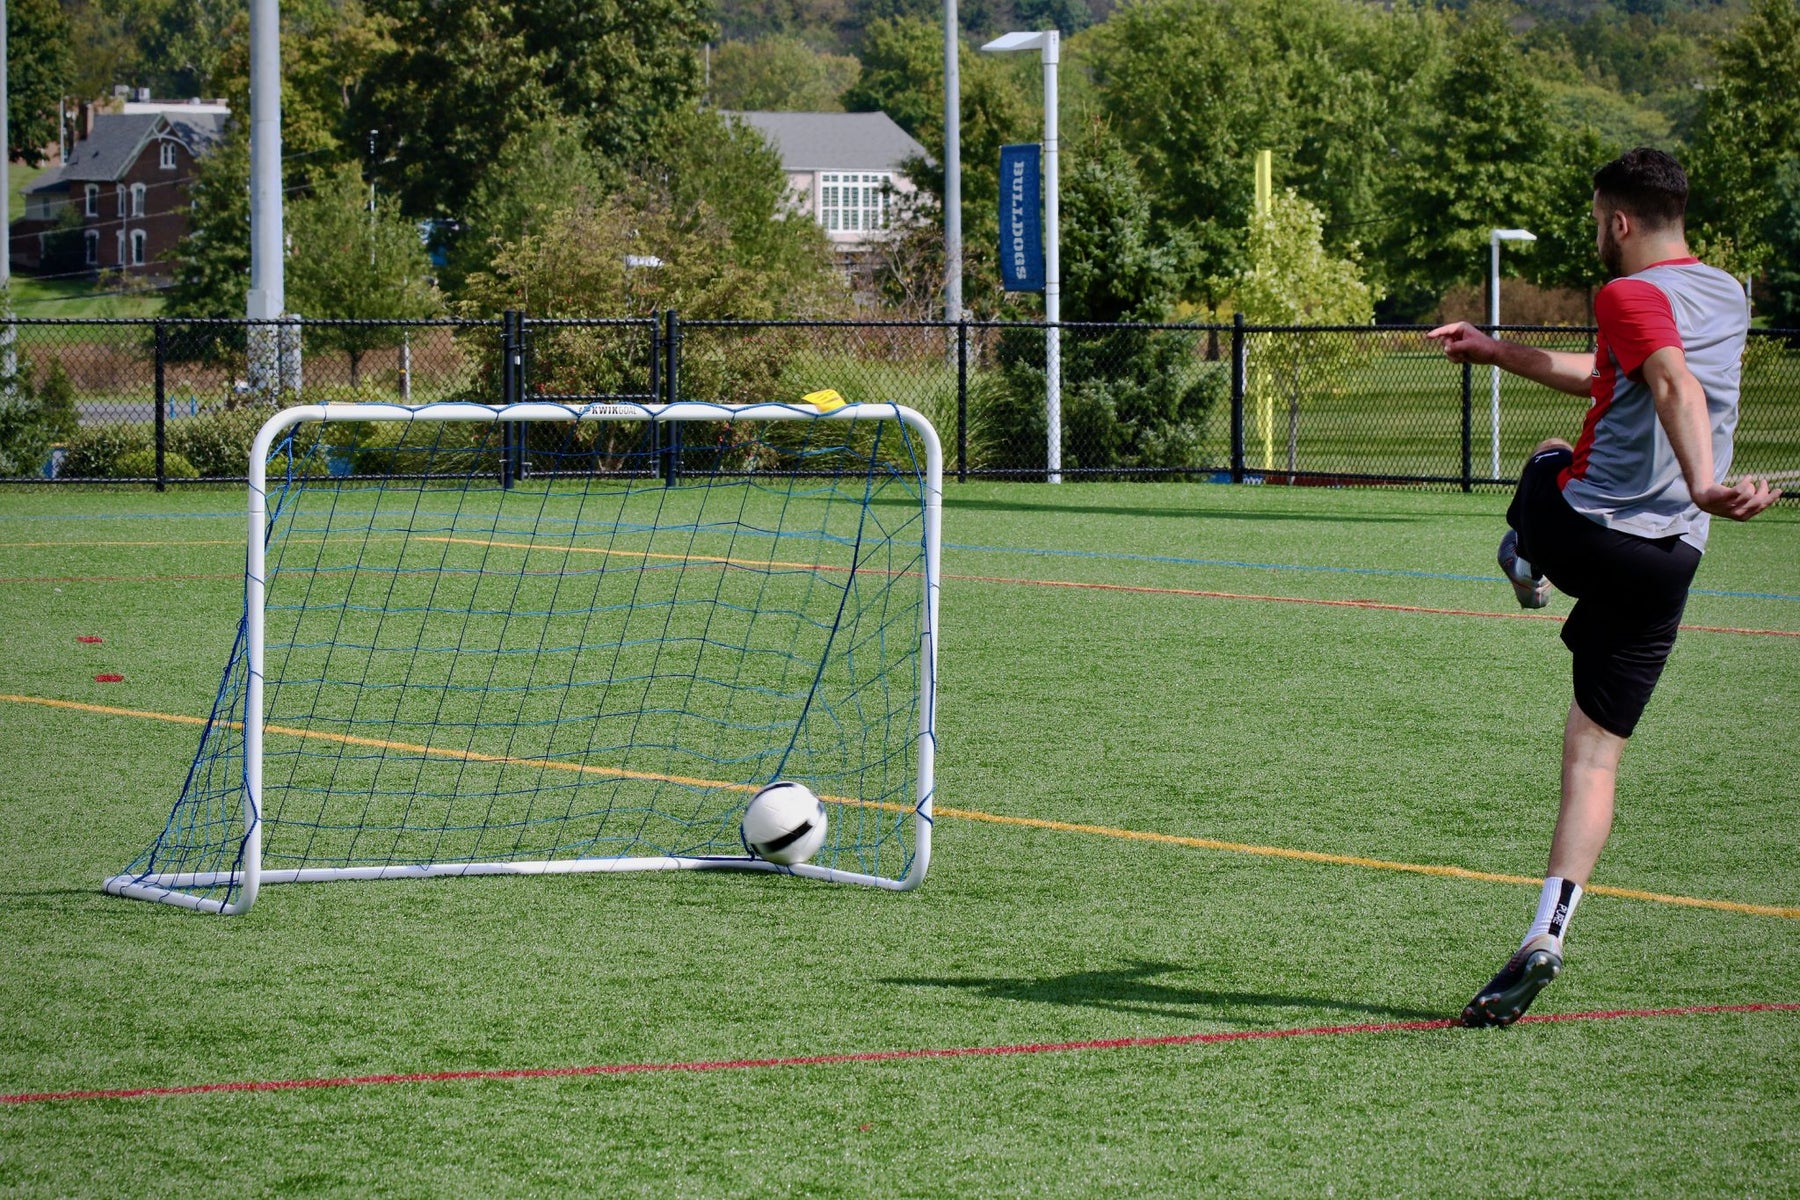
1598, 224, 1624, 277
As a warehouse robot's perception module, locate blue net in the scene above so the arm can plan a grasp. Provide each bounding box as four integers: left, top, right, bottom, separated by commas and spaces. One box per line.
114, 405, 935, 909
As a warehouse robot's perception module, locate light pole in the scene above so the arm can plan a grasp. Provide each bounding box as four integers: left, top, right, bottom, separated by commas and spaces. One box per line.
982, 29, 1060, 483
943, 0, 961, 326
1489, 227, 1535, 479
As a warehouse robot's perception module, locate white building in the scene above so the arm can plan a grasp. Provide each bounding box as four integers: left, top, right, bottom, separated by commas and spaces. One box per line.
726, 111, 929, 252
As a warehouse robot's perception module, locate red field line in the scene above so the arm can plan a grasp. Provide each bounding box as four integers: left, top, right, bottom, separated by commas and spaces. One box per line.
6, 1002, 1794, 1107
942, 572, 1800, 639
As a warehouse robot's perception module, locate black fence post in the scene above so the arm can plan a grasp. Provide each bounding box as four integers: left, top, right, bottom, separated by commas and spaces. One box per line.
153, 321, 167, 492
956, 320, 969, 484
1230, 314, 1246, 484
500, 309, 523, 488
655, 309, 669, 478
1461, 360, 1474, 493
662, 310, 681, 487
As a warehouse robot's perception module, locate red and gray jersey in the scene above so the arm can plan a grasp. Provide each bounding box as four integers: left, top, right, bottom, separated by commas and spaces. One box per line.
1558, 257, 1748, 551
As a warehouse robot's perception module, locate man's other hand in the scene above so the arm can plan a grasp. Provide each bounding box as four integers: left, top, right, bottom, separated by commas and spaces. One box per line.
1694, 475, 1784, 521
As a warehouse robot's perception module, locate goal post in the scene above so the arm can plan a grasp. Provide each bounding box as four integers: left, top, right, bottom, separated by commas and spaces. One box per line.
104, 400, 942, 914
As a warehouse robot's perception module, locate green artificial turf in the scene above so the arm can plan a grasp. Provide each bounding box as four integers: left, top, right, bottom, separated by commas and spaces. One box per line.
1, 480, 1796, 1197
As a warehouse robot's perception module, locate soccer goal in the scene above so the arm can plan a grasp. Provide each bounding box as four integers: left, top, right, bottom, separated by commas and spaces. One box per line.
105, 400, 942, 914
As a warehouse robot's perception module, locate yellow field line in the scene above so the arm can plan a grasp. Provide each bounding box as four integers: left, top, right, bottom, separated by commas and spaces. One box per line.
6, 690, 1795, 921
416, 535, 827, 573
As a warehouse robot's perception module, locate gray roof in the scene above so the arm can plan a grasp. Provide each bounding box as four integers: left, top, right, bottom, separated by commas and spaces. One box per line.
30, 111, 227, 193
727, 111, 930, 173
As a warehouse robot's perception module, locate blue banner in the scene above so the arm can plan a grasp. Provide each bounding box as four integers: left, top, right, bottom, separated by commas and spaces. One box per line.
999, 143, 1045, 293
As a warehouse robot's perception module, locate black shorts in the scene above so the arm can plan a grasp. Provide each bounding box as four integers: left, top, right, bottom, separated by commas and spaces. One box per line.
1507, 447, 1701, 738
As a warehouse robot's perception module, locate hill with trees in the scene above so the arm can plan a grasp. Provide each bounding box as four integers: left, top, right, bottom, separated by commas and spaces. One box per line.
17, 0, 1800, 324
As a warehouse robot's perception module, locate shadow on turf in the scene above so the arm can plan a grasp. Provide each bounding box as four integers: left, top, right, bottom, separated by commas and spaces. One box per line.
886, 960, 1443, 1024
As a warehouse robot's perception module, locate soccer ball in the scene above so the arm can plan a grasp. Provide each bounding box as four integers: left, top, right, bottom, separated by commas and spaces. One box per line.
741, 781, 828, 866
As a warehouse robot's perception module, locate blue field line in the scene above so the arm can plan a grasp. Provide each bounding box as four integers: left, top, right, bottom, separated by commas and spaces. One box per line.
8, 509, 1797, 603
943, 541, 1800, 603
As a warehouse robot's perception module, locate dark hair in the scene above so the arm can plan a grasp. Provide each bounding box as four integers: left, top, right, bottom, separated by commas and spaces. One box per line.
1593, 147, 1688, 230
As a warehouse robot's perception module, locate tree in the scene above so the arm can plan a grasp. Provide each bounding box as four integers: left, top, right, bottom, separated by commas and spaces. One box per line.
653, 108, 839, 299
285, 163, 442, 386
1235, 189, 1376, 473
1687, 0, 1800, 275
6, 0, 73, 167
842, 16, 1036, 315
1050, 123, 1214, 472
1757, 155, 1800, 328
441, 115, 614, 295
163, 121, 252, 360
117, 0, 238, 98
1522, 125, 1614, 299
352, 0, 713, 220
708, 35, 860, 110
1379, 5, 1561, 307
209, 0, 399, 165
1087, 0, 1440, 307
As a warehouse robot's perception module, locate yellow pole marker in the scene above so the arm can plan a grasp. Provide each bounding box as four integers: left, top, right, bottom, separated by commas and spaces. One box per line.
1254, 149, 1272, 218
7, 689, 1796, 921
801, 388, 847, 412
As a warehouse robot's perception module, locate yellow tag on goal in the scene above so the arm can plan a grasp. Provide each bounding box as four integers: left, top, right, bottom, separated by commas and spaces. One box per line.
801, 389, 847, 412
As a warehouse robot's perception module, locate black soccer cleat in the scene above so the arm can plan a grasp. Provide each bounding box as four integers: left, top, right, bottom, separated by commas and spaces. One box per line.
1461, 934, 1563, 1028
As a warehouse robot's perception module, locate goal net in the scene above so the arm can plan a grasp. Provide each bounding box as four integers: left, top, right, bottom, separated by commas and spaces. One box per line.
105, 401, 941, 913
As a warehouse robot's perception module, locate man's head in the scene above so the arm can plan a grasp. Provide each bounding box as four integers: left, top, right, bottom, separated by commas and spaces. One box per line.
1591, 148, 1689, 276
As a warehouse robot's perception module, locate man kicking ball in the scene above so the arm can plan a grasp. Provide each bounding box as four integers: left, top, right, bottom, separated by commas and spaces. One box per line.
1427, 147, 1781, 1027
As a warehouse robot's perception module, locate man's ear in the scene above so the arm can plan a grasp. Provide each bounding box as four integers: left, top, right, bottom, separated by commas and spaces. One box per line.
1609, 206, 1633, 242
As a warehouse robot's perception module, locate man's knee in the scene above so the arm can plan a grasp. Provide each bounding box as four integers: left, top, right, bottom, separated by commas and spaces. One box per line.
1531, 437, 1573, 458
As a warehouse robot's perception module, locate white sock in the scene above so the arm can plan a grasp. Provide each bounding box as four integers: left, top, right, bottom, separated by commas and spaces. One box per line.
1523, 877, 1582, 949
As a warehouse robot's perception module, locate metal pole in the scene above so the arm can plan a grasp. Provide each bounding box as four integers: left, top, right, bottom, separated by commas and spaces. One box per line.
663, 310, 680, 487
247, 0, 285, 389
500, 310, 519, 488
1043, 31, 1060, 485
1489, 233, 1500, 481
943, 0, 962, 326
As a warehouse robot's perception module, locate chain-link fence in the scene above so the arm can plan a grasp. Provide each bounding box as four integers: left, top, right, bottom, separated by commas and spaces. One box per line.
2, 314, 1797, 492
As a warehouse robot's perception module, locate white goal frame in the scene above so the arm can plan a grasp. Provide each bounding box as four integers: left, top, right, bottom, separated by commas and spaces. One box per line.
104, 400, 942, 913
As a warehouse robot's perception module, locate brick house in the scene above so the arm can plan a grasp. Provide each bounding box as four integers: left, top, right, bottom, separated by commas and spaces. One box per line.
726, 111, 928, 254
11, 104, 227, 277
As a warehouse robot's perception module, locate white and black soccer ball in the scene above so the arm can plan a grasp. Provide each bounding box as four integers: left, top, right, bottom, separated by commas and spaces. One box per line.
741, 781, 828, 866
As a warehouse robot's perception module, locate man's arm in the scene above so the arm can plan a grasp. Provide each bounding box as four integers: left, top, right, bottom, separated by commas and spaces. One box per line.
1642, 346, 1783, 520
1425, 322, 1594, 396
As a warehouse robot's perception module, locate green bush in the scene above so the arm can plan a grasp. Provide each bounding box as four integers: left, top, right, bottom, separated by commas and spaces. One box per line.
0, 395, 55, 477
113, 449, 201, 479
61, 424, 152, 478
168, 408, 269, 477
34, 361, 80, 443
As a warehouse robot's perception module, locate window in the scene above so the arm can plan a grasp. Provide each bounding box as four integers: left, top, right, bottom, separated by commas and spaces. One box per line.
84, 231, 99, 266
84, 184, 99, 217
116, 185, 126, 218
818, 173, 890, 234
131, 183, 146, 217
160, 142, 177, 169
117, 231, 126, 264
131, 230, 147, 266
